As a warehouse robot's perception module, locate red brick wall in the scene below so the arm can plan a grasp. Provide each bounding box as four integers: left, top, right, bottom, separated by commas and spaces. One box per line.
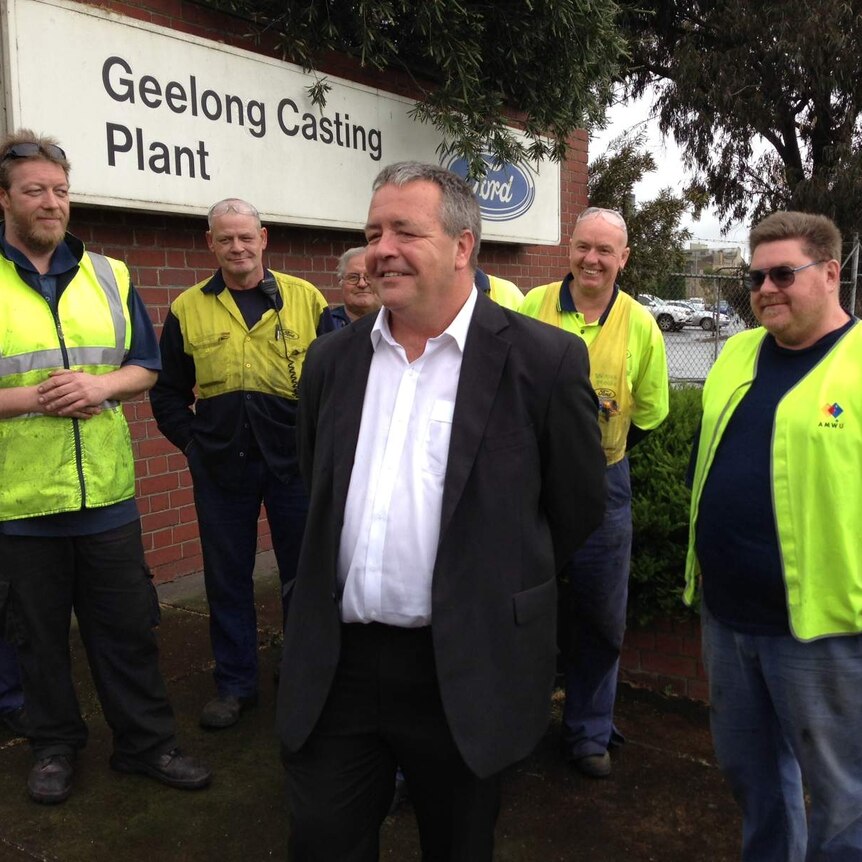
621, 616, 709, 703
68, 0, 588, 582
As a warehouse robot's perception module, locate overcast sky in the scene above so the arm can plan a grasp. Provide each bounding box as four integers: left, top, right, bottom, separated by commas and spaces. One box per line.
587, 94, 750, 257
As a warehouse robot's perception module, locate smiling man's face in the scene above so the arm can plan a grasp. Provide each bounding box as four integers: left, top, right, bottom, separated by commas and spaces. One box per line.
363, 179, 473, 320
749, 238, 840, 349
568, 214, 629, 302
206, 212, 267, 289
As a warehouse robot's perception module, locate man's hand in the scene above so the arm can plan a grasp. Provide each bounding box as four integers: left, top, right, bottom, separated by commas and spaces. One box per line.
37, 370, 106, 419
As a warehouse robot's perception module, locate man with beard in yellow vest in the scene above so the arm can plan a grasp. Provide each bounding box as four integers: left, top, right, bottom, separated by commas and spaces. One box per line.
521, 206, 668, 778
0, 130, 210, 804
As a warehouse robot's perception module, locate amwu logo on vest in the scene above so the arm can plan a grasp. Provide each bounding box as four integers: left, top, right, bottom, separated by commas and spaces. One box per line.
819, 401, 846, 429
446, 155, 536, 222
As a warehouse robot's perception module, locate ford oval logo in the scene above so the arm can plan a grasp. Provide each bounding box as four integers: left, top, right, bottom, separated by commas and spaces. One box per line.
445, 154, 536, 222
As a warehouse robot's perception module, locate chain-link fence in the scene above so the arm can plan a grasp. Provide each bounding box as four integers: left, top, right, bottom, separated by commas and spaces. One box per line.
637, 273, 751, 384
640, 242, 860, 384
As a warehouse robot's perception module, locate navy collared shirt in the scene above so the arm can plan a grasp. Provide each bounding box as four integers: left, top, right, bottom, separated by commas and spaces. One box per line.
557, 272, 620, 324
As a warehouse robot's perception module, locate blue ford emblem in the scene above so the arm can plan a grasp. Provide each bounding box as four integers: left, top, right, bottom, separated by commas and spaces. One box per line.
445, 154, 536, 221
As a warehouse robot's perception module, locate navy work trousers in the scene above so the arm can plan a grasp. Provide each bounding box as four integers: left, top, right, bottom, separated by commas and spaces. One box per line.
190, 452, 308, 699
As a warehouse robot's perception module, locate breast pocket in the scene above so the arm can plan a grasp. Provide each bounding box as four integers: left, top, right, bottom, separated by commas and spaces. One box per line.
189, 332, 230, 394
422, 399, 455, 475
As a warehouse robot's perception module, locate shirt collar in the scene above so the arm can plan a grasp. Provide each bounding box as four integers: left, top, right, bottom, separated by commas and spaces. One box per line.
474, 268, 491, 295
371, 285, 478, 353
202, 267, 274, 296
559, 273, 620, 324
202, 269, 227, 294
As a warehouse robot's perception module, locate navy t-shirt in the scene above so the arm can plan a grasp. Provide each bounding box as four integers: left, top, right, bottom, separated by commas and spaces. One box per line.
696, 319, 855, 634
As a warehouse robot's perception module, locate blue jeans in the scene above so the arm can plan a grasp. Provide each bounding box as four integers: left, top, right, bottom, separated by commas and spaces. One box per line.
0, 636, 24, 713
190, 453, 308, 699
561, 457, 632, 758
702, 606, 862, 861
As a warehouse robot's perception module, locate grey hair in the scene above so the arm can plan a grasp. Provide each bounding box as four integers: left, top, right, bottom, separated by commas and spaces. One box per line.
207, 198, 261, 229
372, 161, 481, 267
336, 246, 367, 279
577, 207, 629, 246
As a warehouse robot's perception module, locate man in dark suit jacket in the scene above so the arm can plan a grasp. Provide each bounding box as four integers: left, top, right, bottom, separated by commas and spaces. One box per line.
277, 161, 606, 861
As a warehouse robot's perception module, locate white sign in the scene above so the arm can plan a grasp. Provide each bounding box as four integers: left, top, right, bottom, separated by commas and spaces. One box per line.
0, 0, 560, 244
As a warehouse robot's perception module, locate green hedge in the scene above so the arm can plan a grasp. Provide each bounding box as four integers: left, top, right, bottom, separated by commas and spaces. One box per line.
628, 385, 703, 626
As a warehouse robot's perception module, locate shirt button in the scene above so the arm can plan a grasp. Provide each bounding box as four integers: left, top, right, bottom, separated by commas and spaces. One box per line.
245, 363, 251, 368
246, 394, 252, 400
239, 451, 246, 458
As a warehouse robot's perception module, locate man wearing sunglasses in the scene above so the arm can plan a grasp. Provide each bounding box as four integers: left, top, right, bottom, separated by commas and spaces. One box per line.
686, 211, 861, 860
520, 206, 669, 778
331, 246, 381, 328
0, 130, 211, 803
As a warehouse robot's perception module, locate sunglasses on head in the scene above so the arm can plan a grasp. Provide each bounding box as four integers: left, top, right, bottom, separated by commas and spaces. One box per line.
0, 142, 66, 163
577, 206, 626, 227
208, 200, 258, 219
744, 260, 827, 291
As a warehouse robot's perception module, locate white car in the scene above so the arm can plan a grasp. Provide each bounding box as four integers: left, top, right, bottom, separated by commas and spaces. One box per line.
666, 300, 729, 332
637, 294, 691, 332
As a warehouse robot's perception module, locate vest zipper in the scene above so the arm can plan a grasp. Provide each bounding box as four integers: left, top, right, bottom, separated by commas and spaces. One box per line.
53, 309, 88, 507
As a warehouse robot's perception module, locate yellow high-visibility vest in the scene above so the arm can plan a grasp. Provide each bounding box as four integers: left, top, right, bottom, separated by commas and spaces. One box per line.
0, 252, 135, 519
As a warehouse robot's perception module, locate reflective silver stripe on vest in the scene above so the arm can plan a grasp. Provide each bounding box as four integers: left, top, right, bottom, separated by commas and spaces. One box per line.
0, 253, 128, 377
13, 398, 119, 419
0, 347, 65, 377
88, 252, 127, 360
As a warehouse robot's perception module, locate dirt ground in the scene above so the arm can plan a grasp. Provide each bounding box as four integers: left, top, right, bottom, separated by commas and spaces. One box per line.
0, 566, 741, 861
381, 684, 741, 861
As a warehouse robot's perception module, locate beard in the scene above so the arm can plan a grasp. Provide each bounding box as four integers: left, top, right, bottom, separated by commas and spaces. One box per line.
8, 211, 68, 257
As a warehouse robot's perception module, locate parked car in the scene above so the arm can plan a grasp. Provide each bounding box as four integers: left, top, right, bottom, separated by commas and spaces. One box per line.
666, 300, 729, 331
637, 294, 691, 332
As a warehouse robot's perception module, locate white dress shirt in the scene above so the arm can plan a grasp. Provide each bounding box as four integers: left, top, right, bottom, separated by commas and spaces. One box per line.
337, 287, 478, 626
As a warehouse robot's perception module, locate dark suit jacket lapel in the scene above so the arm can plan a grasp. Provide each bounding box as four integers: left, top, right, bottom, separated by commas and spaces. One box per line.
332, 320, 375, 517
439, 294, 510, 540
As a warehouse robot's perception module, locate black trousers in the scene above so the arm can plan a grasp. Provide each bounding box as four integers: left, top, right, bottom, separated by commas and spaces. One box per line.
2, 520, 176, 759
284, 623, 501, 862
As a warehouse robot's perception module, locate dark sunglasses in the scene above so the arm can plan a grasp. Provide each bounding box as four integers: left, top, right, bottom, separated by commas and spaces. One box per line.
0, 142, 67, 164
745, 260, 827, 291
